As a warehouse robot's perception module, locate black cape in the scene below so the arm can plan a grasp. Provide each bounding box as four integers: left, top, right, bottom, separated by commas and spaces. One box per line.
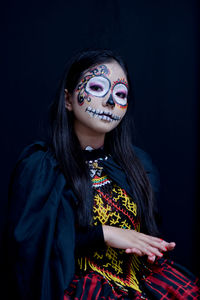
5, 141, 159, 300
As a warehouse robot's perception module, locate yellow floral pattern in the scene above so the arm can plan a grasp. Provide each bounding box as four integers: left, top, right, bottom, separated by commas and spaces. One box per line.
76, 167, 142, 292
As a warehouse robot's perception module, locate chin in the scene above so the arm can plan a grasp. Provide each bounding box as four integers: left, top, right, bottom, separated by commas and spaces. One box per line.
90, 123, 119, 134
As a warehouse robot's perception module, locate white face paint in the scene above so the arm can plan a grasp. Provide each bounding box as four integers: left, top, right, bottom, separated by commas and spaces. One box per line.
85, 76, 111, 98
65, 61, 129, 136
112, 83, 128, 107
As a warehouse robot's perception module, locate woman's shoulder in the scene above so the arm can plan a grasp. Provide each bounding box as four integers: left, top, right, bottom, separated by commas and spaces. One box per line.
8, 140, 68, 209
9, 140, 61, 191
16, 140, 58, 170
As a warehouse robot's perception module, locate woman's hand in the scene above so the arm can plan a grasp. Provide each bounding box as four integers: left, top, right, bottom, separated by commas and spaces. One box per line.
102, 225, 176, 263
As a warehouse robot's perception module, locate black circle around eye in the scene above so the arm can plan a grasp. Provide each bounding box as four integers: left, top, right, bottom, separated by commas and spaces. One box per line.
112, 83, 128, 106
85, 76, 111, 97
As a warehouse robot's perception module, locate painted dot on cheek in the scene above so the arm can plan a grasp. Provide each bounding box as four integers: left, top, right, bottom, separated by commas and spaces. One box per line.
86, 97, 91, 102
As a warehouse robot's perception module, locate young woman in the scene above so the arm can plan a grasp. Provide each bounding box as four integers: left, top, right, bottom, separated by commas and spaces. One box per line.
7, 50, 199, 300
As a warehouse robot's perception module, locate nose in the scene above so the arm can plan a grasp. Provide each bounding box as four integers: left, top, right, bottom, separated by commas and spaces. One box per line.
103, 94, 115, 107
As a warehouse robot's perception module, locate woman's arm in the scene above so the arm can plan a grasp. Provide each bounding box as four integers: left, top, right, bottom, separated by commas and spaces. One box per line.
75, 225, 105, 255
75, 223, 175, 263
103, 225, 175, 263
6, 142, 75, 300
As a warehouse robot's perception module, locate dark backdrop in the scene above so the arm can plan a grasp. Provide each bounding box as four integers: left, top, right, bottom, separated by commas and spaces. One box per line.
1, 0, 199, 276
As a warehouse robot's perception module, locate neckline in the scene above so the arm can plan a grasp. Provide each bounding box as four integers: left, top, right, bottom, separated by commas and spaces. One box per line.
82, 146, 108, 161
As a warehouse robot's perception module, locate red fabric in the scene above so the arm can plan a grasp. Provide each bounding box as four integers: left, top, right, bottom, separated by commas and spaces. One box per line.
64, 259, 200, 300
64, 272, 142, 299
143, 258, 200, 299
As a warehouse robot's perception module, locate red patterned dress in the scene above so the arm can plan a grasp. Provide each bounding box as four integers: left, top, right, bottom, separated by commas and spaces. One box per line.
64, 154, 200, 299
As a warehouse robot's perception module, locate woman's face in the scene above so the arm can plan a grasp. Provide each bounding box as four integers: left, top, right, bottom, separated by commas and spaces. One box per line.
65, 60, 128, 135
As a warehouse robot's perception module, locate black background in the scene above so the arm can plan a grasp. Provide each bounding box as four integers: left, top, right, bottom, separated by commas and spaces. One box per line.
1, 0, 199, 276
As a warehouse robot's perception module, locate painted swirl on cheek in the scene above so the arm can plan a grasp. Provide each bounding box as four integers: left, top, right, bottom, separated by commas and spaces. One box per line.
76, 65, 111, 106
76, 75, 91, 105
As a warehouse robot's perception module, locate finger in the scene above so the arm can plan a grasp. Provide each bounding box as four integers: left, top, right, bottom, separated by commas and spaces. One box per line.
137, 240, 164, 257
125, 248, 132, 254
147, 255, 156, 264
141, 247, 158, 257
125, 248, 143, 256
141, 236, 173, 253
159, 240, 176, 251
139, 233, 164, 244
138, 236, 167, 253
132, 232, 175, 253
166, 242, 176, 250
145, 246, 163, 258
147, 240, 168, 252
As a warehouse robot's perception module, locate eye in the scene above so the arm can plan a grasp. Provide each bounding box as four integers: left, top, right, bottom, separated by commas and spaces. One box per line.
85, 76, 110, 97
116, 92, 127, 99
89, 84, 103, 92
112, 83, 128, 106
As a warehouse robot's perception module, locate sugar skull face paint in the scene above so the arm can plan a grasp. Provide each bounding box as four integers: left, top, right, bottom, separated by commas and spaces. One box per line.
76, 65, 111, 105
76, 64, 128, 109
111, 79, 128, 108
65, 60, 129, 135
85, 76, 111, 98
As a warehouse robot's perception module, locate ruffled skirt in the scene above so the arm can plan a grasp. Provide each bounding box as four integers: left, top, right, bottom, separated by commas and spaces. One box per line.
64, 258, 200, 299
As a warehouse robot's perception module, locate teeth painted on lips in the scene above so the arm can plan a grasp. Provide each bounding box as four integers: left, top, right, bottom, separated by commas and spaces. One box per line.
85, 107, 121, 121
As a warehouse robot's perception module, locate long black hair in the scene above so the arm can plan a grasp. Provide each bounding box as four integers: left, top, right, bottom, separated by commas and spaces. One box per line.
48, 49, 158, 235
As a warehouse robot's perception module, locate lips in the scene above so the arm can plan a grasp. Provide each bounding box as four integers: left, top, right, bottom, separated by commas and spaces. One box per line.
85, 106, 121, 122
